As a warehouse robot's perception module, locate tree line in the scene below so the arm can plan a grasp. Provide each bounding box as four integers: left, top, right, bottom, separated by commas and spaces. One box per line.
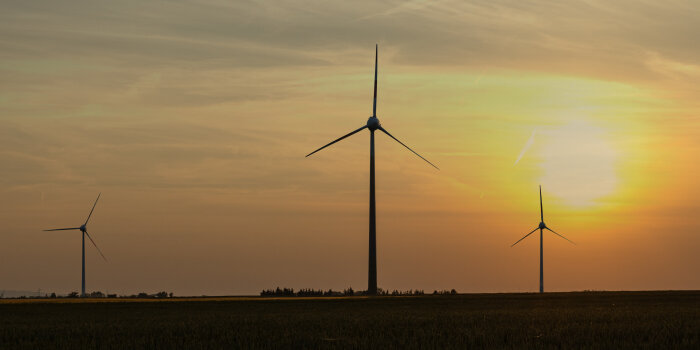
2, 291, 174, 299
260, 287, 457, 297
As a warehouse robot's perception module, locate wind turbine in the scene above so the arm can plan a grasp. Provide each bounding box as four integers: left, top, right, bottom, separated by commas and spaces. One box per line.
44, 193, 107, 297
306, 45, 438, 295
511, 186, 574, 293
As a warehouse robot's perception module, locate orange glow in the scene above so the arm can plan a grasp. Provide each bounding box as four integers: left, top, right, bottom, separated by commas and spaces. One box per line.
0, 1, 699, 296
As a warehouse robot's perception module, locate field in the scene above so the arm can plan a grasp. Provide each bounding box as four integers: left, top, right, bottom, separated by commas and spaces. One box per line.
0, 291, 698, 349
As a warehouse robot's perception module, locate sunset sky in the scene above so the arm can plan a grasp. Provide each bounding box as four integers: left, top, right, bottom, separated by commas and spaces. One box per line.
1, 0, 699, 296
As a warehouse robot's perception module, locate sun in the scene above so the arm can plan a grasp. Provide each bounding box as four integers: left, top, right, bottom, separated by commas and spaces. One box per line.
537, 120, 619, 207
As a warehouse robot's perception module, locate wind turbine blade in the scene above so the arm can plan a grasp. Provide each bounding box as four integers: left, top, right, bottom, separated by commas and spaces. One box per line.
305, 126, 367, 157
539, 185, 544, 222
545, 227, 576, 245
44, 227, 81, 231
373, 44, 378, 117
84, 193, 101, 225
511, 227, 539, 247
378, 126, 439, 170
84, 230, 107, 261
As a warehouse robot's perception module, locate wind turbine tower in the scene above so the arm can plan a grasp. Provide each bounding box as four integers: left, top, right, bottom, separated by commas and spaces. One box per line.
306, 45, 438, 295
511, 186, 574, 293
44, 193, 107, 296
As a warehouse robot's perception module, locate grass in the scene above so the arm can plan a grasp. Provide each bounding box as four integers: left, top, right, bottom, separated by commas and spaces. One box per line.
0, 291, 698, 349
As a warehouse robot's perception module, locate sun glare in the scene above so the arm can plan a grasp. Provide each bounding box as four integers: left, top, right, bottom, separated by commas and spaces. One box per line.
537, 120, 619, 207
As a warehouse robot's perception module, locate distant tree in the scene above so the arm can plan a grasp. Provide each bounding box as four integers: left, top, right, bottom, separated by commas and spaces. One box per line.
90, 291, 105, 298
50, 292, 57, 298
324, 289, 340, 296
68, 291, 79, 298
451, 289, 457, 295
155, 291, 168, 298
169, 292, 174, 298
137, 292, 149, 298
107, 294, 117, 298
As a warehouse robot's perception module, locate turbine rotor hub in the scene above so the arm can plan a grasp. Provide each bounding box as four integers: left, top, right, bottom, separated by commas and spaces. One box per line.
539, 222, 546, 229
367, 116, 380, 131
80, 224, 86, 232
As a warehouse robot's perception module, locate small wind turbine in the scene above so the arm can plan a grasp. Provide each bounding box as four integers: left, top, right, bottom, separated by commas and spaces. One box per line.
44, 193, 107, 297
511, 186, 574, 293
306, 45, 438, 295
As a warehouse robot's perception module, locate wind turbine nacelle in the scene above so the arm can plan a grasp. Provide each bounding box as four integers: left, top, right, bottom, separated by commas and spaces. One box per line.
539, 222, 546, 229
80, 224, 87, 232
367, 116, 380, 130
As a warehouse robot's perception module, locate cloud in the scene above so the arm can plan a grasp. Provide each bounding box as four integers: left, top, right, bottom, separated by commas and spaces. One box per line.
2, 0, 698, 75
513, 128, 536, 166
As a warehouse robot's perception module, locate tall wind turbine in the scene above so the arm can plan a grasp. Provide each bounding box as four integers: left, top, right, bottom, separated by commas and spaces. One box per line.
511, 186, 574, 293
306, 45, 438, 295
44, 193, 107, 297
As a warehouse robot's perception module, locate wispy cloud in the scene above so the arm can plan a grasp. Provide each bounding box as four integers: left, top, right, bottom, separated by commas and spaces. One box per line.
356, 0, 442, 21
514, 128, 536, 166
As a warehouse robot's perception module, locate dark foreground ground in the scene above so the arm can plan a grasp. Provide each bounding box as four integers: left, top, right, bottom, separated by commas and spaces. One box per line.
0, 291, 698, 349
